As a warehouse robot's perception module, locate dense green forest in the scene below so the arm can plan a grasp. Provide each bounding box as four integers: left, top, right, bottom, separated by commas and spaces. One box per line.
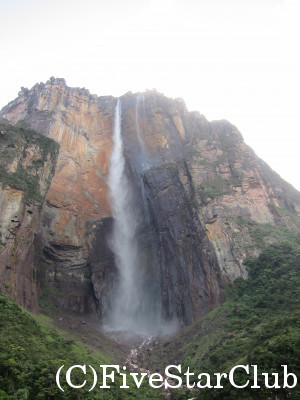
0, 236, 299, 399
142, 236, 300, 400
0, 295, 158, 400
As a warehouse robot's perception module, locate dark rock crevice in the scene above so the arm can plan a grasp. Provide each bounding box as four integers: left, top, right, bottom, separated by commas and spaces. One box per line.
1, 80, 299, 329
143, 162, 224, 324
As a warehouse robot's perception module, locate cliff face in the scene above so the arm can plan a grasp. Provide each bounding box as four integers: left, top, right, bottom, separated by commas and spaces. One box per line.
1, 79, 115, 315
0, 78, 299, 324
0, 123, 59, 311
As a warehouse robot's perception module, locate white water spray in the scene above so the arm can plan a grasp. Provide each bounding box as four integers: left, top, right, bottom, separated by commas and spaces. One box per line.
106, 99, 161, 336
135, 94, 152, 174
135, 95, 146, 156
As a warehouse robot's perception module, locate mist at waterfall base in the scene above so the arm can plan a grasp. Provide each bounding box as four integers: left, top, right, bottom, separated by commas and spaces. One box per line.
104, 98, 177, 337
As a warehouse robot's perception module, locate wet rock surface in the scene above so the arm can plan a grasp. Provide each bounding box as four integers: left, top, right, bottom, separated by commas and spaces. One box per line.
1, 78, 300, 326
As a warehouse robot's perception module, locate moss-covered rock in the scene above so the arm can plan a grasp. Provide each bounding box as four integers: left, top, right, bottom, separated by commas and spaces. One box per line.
0, 123, 59, 204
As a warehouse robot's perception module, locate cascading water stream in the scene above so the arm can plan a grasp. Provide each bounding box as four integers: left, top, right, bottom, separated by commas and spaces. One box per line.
135, 95, 147, 157
106, 98, 162, 336
135, 95, 151, 221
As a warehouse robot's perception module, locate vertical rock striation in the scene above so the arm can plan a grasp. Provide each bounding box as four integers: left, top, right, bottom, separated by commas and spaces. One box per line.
0, 123, 59, 311
0, 78, 299, 326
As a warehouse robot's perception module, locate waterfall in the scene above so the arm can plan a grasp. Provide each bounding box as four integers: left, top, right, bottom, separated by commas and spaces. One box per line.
135, 94, 150, 172
106, 98, 161, 336
135, 95, 146, 155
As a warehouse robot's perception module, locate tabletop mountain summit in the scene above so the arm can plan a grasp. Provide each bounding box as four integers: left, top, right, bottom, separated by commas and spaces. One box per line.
0, 77, 299, 332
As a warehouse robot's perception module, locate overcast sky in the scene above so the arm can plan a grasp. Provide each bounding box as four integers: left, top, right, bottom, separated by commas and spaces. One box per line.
0, 0, 299, 189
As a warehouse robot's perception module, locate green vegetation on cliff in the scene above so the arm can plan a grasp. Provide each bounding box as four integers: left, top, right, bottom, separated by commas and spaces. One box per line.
141, 236, 300, 400
0, 294, 161, 400
228, 216, 300, 257
197, 177, 235, 199
0, 123, 59, 204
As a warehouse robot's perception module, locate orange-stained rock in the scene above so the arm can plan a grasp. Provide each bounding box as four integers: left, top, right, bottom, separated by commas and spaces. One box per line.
1, 78, 300, 323
1, 79, 114, 250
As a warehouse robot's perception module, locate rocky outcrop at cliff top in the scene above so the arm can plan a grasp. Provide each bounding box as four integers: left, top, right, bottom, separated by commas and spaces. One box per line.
0, 77, 299, 324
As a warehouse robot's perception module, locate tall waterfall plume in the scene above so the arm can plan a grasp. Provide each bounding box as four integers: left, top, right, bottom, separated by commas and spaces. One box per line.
106, 98, 162, 336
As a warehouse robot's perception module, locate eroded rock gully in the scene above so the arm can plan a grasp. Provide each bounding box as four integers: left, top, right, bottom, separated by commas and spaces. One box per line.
0, 78, 299, 327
